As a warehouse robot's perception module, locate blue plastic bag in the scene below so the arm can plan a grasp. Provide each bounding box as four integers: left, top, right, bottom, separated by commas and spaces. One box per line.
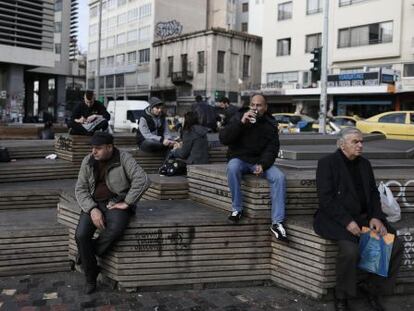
358, 227, 394, 277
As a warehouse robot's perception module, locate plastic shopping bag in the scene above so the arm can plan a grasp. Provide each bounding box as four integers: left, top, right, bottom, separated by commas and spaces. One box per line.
358, 227, 394, 277
378, 182, 401, 223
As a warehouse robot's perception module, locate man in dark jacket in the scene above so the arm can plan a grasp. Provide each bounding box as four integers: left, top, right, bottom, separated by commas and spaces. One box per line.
314, 127, 403, 311
216, 96, 239, 128
68, 90, 110, 135
219, 93, 287, 241
191, 95, 219, 132
75, 132, 150, 294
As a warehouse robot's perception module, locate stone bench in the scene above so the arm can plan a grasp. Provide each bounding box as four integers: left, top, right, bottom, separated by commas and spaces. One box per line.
0, 208, 71, 277
142, 174, 188, 200
57, 194, 271, 291
0, 139, 54, 159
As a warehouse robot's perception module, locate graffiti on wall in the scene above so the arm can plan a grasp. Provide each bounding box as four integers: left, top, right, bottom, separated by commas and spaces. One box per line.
134, 227, 195, 256
397, 228, 414, 269
155, 20, 183, 39
383, 180, 414, 208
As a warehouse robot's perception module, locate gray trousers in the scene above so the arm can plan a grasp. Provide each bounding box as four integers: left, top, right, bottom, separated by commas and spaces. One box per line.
335, 237, 404, 298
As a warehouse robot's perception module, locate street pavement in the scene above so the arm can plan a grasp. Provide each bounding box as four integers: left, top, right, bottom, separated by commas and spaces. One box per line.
0, 271, 413, 311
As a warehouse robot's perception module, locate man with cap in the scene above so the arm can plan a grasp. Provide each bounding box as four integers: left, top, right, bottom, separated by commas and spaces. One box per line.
75, 132, 150, 294
136, 96, 175, 152
68, 90, 110, 135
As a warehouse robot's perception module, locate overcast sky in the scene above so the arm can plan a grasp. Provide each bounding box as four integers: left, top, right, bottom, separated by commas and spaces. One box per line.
78, 0, 89, 52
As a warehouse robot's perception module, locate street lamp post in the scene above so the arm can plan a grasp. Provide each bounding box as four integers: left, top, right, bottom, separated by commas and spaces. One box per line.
318, 0, 329, 134
95, 0, 103, 100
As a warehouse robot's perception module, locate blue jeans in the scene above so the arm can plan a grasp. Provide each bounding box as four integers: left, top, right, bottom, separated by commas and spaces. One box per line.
227, 158, 286, 224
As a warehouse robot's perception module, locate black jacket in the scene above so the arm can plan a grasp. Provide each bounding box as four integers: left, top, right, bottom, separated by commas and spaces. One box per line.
136, 111, 166, 145
171, 125, 209, 164
191, 102, 219, 131
219, 109, 279, 171
314, 149, 389, 242
71, 101, 110, 122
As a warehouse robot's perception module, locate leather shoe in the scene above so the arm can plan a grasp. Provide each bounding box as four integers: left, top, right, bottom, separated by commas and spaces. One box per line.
358, 282, 385, 311
84, 281, 96, 294
334, 297, 349, 311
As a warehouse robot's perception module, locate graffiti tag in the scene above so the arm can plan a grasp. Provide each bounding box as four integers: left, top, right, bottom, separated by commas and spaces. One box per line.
155, 20, 183, 39
384, 180, 414, 208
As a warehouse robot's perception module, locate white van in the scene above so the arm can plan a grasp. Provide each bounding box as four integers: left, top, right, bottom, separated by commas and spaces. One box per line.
107, 100, 149, 132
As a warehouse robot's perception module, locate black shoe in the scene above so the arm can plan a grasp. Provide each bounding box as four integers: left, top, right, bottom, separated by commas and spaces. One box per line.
84, 281, 96, 294
334, 297, 349, 311
358, 282, 385, 311
228, 211, 242, 223
270, 223, 288, 241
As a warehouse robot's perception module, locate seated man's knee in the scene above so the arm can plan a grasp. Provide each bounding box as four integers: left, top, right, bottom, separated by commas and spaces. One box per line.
266, 167, 286, 184
227, 158, 242, 173
75, 229, 90, 244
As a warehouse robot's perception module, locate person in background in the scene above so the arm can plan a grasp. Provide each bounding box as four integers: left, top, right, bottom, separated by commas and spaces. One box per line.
39, 121, 55, 140
68, 90, 110, 135
169, 111, 209, 165
135, 97, 175, 152
216, 96, 239, 128
191, 95, 219, 132
314, 127, 403, 311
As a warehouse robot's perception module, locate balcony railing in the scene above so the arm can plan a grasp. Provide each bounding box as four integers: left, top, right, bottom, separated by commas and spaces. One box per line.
171, 71, 193, 84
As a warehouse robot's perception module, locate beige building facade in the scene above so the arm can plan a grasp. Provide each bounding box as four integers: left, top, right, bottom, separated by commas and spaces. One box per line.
152, 28, 262, 114
257, 0, 414, 117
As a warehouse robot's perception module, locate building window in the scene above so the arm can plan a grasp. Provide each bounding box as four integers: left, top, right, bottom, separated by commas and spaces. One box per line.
116, 54, 125, 66
106, 75, 114, 88
55, 43, 61, 54
278, 1, 292, 21
118, 13, 128, 25
242, 2, 249, 12
403, 63, 414, 77
217, 51, 225, 74
139, 3, 152, 18
127, 51, 137, 64
118, 0, 127, 6
89, 24, 98, 36
90, 5, 97, 17
106, 36, 115, 49
307, 0, 322, 14
139, 26, 151, 42
89, 41, 97, 52
339, 0, 369, 6
128, 8, 139, 22
267, 71, 298, 83
168, 56, 173, 77
54, 22, 62, 33
241, 22, 248, 32
115, 74, 124, 88
242, 55, 250, 77
181, 54, 188, 72
88, 78, 95, 89
55, 0, 63, 12
305, 33, 322, 52
139, 48, 150, 63
117, 33, 126, 45
155, 59, 160, 78
127, 30, 138, 43
338, 21, 393, 48
277, 38, 291, 56
88, 60, 97, 71
197, 51, 205, 73
107, 56, 114, 67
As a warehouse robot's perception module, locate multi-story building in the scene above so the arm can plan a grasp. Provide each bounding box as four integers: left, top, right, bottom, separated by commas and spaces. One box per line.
87, 0, 255, 107
87, 0, 207, 102
152, 28, 262, 114
253, 0, 414, 118
0, 0, 83, 123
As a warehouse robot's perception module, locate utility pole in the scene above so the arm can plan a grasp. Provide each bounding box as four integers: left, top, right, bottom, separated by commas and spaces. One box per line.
318, 0, 329, 134
95, 0, 103, 101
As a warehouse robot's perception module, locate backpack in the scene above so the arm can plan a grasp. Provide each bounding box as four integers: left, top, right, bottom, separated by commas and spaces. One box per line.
158, 158, 187, 176
0, 147, 11, 162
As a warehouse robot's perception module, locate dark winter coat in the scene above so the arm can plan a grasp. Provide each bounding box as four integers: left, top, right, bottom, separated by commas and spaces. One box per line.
171, 125, 209, 164
313, 149, 391, 243
71, 101, 110, 122
219, 109, 279, 171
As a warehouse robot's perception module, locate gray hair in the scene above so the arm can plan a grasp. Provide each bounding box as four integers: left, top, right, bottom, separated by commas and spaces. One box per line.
337, 127, 362, 147
250, 92, 267, 104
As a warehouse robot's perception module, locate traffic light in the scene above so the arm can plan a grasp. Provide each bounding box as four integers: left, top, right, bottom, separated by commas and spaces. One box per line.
310, 47, 322, 83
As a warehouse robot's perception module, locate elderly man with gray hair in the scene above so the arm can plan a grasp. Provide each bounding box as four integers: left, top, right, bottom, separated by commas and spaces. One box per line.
314, 127, 403, 311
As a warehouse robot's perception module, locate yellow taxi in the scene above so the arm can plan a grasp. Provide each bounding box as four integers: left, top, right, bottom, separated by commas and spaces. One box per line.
356, 111, 414, 140
331, 116, 362, 128
272, 113, 316, 132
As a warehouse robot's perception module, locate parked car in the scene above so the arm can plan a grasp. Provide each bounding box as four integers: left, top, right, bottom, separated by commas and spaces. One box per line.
356, 111, 414, 140
331, 116, 362, 128
107, 100, 149, 132
272, 113, 316, 132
